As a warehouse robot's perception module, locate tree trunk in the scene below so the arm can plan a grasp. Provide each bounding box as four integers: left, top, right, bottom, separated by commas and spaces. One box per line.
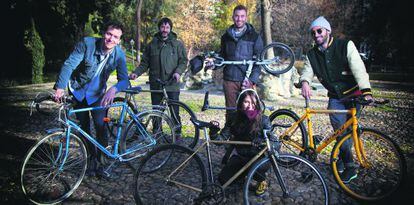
135, 0, 143, 64
259, 0, 281, 101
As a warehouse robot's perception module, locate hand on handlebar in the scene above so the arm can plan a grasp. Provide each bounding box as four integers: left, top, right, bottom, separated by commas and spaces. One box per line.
301, 81, 312, 99
54, 89, 65, 103
173, 73, 181, 83
204, 58, 215, 70
129, 72, 139, 80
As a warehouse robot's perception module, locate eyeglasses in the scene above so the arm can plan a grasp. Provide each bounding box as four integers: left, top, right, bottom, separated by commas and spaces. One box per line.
311, 28, 323, 36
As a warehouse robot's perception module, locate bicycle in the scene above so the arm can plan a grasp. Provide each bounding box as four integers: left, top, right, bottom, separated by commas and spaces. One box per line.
107, 78, 199, 150
269, 94, 406, 201
205, 42, 295, 76
134, 117, 329, 204
22, 88, 176, 204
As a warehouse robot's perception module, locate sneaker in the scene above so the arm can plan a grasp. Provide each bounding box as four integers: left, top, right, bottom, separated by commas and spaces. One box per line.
336, 159, 344, 174
255, 181, 268, 196
96, 167, 118, 180
340, 167, 358, 184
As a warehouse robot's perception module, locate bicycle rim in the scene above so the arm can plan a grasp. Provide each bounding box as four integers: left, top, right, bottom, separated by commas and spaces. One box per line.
269, 109, 307, 164
134, 144, 207, 204
121, 110, 176, 171
243, 154, 329, 205
331, 128, 406, 201
260, 42, 295, 76
21, 132, 87, 204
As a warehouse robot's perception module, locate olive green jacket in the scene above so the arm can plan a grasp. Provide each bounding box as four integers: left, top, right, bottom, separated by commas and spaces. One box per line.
134, 32, 187, 92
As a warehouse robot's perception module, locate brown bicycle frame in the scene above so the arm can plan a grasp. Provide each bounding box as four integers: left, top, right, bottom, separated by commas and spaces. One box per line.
166, 127, 281, 193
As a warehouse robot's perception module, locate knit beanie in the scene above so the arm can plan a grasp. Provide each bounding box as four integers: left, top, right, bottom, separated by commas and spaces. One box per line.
309, 16, 331, 32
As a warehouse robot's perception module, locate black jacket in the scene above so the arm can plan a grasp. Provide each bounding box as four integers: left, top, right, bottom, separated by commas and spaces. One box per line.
220, 24, 263, 84
230, 115, 271, 158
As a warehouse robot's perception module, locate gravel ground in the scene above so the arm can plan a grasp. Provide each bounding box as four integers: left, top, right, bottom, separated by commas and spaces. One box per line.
0, 80, 413, 205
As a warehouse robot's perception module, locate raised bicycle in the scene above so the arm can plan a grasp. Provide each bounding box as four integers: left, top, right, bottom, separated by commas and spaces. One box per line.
134, 109, 329, 204
269, 93, 406, 201
22, 88, 175, 204
202, 42, 295, 77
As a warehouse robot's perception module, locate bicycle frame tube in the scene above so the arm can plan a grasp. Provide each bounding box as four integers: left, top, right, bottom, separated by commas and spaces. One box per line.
65, 103, 142, 159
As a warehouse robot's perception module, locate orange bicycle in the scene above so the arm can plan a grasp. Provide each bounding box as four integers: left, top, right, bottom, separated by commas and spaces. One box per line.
269, 96, 406, 201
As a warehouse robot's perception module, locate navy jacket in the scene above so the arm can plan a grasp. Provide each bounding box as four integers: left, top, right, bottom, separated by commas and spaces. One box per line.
220, 24, 263, 84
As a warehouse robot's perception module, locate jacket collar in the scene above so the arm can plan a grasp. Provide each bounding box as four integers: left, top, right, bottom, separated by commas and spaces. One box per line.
225, 23, 255, 41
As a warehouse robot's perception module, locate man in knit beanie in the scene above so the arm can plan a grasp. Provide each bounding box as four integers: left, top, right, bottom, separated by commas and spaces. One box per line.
299, 16, 373, 183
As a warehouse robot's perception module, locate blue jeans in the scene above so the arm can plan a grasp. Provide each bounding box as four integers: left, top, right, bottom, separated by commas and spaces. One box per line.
73, 97, 107, 166
328, 98, 361, 168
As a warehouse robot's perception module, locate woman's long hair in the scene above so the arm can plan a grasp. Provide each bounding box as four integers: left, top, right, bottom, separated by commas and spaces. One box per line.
231, 89, 263, 139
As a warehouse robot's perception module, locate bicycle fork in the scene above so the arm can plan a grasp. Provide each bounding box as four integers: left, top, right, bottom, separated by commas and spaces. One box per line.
269, 153, 290, 198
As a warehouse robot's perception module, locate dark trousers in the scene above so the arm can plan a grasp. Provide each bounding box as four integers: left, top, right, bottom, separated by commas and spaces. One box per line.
218, 155, 269, 185
73, 98, 108, 166
328, 98, 361, 167
151, 91, 181, 133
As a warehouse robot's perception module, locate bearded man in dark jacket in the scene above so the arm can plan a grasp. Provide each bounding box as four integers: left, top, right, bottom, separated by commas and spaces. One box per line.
218, 5, 264, 140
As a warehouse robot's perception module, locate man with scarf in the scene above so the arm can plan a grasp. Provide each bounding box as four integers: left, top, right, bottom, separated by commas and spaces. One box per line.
130, 17, 187, 138
216, 4, 264, 143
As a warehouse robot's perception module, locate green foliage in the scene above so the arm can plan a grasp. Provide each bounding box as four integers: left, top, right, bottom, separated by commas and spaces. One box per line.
24, 19, 45, 84
84, 11, 103, 37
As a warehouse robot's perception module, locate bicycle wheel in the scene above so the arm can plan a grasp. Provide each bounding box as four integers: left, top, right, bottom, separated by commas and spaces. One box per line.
134, 144, 207, 204
34, 93, 60, 116
121, 110, 176, 171
259, 42, 295, 76
269, 109, 307, 158
167, 100, 199, 149
243, 153, 329, 205
105, 97, 136, 138
331, 128, 406, 201
21, 132, 87, 204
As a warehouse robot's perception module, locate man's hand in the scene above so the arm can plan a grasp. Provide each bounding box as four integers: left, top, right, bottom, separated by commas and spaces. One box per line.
101, 87, 117, 107
242, 78, 254, 90
204, 58, 215, 70
364, 94, 374, 105
252, 137, 264, 148
129, 72, 139, 80
54, 89, 65, 103
173, 73, 181, 83
301, 81, 312, 99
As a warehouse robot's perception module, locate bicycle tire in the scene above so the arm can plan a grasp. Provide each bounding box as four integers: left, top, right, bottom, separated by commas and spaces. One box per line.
134, 144, 207, 205
166, 100, 199, 149
259, 42, 295, 76
21, 132, 87, 204
120, 110, 176, 171
330, 128, 406, 201
269, 109, 307, 162
243, 153, 329, 205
